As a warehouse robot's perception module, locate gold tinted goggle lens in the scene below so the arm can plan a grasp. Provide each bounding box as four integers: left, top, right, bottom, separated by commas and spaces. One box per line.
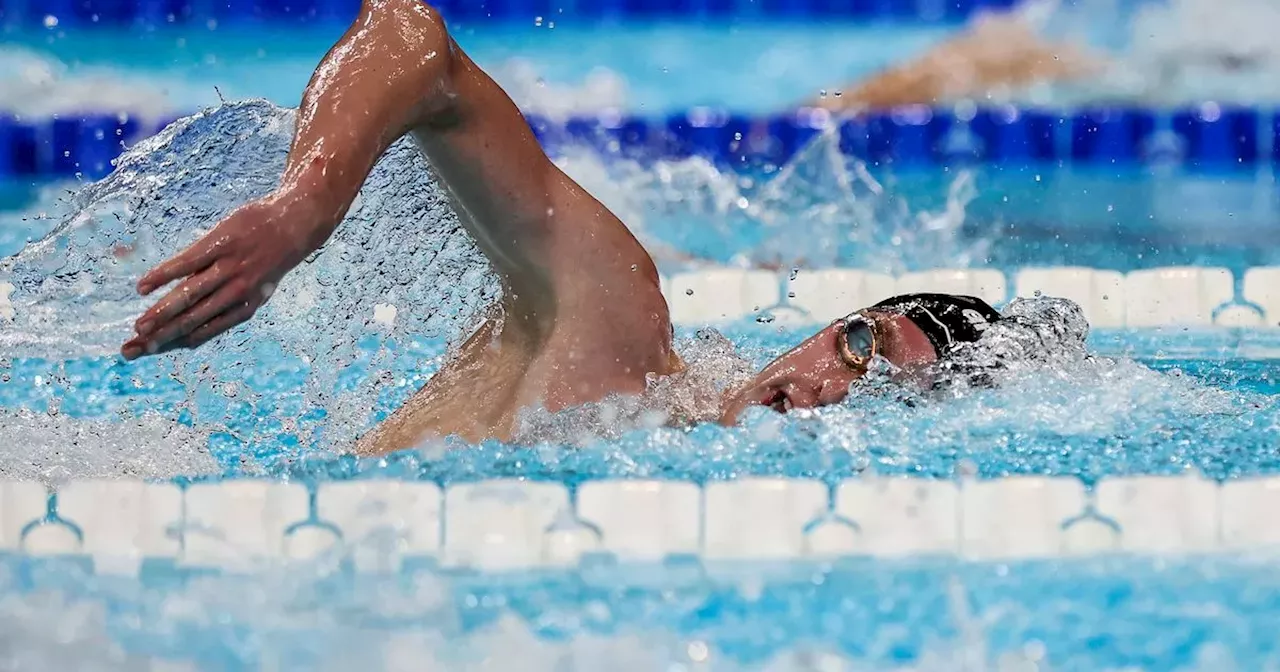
837, 312, 878, 370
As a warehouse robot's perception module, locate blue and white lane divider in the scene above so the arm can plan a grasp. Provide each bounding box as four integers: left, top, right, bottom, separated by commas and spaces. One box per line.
3, 105, 1277, 180
0, 0, 1019, 27
1, 474, 1277, 575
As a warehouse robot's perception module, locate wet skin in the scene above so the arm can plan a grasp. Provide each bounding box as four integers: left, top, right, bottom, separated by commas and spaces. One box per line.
719, 311, 939, 425
121, 0, 947, 455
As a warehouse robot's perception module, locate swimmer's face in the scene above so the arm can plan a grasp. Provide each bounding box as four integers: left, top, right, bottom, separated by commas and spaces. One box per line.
719, 310, 938, 424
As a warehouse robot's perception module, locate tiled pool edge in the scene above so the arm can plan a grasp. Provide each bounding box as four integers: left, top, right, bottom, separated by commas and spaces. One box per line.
1, 474, 1277, 573
657, 265, 1280, 329
6, 264, 1279, 329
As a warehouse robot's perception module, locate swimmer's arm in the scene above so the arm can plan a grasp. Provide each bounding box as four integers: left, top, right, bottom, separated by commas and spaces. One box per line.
123, 0, 458, 358
125, 0, 658, 359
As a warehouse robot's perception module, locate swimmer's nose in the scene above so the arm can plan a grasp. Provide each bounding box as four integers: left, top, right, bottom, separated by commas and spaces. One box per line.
720, 378, 827, 425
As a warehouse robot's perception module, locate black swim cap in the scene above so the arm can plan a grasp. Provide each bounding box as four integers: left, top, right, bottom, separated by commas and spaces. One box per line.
872, 293, 1001, 359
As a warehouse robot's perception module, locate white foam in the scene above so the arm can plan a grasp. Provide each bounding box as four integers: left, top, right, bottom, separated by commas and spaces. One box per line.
0, 409, 218, 485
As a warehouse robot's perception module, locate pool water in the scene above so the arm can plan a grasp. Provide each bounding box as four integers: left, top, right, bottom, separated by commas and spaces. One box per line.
5, 552, 1280, 670
2, 8, 1280, 671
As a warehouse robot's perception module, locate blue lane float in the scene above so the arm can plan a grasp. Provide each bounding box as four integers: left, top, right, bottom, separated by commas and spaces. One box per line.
0, 0, 1031, 26
5, 106, 1280, 179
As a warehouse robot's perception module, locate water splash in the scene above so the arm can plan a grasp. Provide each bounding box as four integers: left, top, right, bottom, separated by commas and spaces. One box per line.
1, 99, 499, 470
0, 100, 1274, 486
559, 129, 992, 273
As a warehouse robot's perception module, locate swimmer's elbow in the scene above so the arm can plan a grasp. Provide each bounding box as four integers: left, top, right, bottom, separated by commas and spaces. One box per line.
364, 0, 453, 60
359, 0, 458, 120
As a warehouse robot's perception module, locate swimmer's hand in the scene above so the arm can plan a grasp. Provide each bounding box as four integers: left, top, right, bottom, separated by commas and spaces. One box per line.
121, 193, 330, 360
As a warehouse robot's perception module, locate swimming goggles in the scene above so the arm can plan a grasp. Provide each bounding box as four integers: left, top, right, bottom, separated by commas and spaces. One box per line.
836, 311, 879, 371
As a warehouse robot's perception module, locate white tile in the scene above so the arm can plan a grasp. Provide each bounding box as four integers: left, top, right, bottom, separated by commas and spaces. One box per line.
181, 481, 310, 570
577, 480, 700, 560
0, 481, 47, 552
54, 480, 182, 574
893, 269, 1007, 306
665, 269, 779, 325
1014, 267, 1126, 328
1243, 267, 1280, 326
1220, 477, 1280, 549
836, 478, 960, 556
703, 479, 829, 560
316, 481, 442, 573
786, 269, 897, 324
960, 477, 1089, 559
1095, 476, 1220, 553
442, 480, 572, 570
1124, 267, 1233, 326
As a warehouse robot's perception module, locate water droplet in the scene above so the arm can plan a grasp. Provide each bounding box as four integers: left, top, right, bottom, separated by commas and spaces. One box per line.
755, 314, 775, 324
630, 264, 637, 271
43, 15, 58, 27
789, 268, 799, 281
1034, 289, 1042, 297
685, 289, 694, 296
787, 291, 796, 299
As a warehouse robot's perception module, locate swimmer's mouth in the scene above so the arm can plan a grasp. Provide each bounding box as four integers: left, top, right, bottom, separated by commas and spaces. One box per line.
764, 389, 793, 414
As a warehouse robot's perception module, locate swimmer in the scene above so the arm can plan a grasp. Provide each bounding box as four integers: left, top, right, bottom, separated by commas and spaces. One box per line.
812, 7, 1102, 111
120, 0, 1009, 455
813, 0, 1277, 111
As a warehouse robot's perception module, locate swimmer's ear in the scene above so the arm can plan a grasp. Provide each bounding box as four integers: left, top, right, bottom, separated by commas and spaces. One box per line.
138, 237, 221, 295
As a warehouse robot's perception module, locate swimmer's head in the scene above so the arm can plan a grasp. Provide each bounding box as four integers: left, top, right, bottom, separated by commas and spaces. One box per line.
719, 293, 1001, 423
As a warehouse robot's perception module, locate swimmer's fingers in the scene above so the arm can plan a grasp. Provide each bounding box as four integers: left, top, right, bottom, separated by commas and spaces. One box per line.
182, 302, 258, 350
134, 262, 231, 337
141, 280, 254, 352
137, 235, 224, 295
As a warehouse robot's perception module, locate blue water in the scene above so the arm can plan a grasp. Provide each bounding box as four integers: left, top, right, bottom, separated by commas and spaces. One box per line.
2, 14, 1280, 670
5, 553, 1280, 670
2, 328, 1279, 483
